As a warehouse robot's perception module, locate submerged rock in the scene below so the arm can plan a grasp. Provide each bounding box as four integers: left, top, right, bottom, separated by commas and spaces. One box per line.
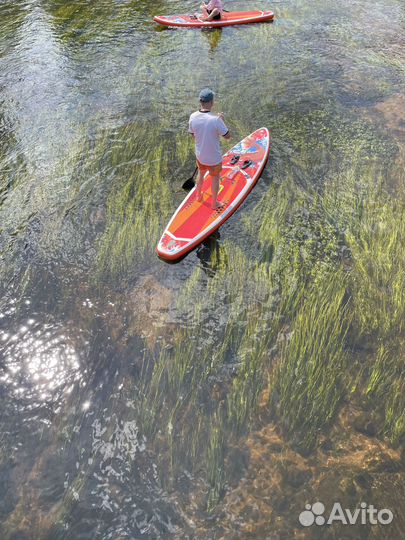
374, 93, 405, 141
173, 414, 405, 540
126, 275, 172, 348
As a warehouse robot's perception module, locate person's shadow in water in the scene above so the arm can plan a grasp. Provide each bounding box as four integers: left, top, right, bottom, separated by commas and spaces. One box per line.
196, 230, 221, 277
201, 28, 222, 54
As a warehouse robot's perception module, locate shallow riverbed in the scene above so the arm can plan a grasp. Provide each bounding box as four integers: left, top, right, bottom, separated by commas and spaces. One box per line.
1, 0, 405, 539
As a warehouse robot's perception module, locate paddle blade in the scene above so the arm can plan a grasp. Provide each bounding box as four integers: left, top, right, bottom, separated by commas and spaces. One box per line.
182, 167, 198, 190
182, 178, 196, 190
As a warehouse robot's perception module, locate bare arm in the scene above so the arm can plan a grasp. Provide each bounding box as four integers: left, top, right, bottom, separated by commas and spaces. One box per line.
218, 112, 231, 139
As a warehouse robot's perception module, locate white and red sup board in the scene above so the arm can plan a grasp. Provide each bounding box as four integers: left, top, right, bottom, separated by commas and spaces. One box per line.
156, 128, 270, 261
153, 11, 274, 28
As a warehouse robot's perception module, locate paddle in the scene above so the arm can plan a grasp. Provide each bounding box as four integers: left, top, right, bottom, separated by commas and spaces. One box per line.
182, 166, 198, 190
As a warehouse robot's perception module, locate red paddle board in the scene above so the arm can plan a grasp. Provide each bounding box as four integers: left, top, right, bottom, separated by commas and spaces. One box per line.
153, 11, 274, 28
156, 128, 270, 261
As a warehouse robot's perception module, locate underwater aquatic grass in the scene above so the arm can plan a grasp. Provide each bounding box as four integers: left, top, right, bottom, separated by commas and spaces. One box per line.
269, 269, 350, 452
347, 158, 405, 445
0, 125, 94, 286
306, 154, 405, 447
137, 241, 288, 499
49, 0, 158, 44
227, 328, 269, 432
205, 411, 226, 512
95, 128, 176, 282
366, 344, 405, 445
346, 187, 405, 338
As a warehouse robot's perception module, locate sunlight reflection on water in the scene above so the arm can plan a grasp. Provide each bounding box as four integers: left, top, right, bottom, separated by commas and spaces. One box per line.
0, 313, 82, 406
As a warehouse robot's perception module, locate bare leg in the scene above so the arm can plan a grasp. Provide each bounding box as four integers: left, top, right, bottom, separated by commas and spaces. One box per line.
196, 168, 204, 201
203, 7, 220, 20
211, 174, 225, 209
201, 5, 209, 18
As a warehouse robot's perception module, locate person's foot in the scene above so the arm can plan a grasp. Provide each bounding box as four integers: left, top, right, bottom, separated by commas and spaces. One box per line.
212, 201, 226, 210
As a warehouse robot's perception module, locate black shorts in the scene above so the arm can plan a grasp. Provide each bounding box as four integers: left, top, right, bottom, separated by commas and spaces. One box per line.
207, 9, 221, 20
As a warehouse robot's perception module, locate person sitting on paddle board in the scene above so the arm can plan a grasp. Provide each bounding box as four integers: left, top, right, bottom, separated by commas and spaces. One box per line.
200, 0, 223, 20
189, 88, 231, 210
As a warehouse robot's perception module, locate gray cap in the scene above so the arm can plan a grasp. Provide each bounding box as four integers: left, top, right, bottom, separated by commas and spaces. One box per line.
199, 88, 215, 103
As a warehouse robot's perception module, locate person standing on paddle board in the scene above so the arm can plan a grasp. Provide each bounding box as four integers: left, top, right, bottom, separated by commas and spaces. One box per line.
200, 0, 224, 20
189, 88, 230, 210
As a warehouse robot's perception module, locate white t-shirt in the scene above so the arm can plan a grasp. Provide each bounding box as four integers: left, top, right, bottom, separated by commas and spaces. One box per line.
188, 111, 229, 166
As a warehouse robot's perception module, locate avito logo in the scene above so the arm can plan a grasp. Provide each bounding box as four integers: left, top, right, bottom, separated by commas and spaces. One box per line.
299, 502, 394, 527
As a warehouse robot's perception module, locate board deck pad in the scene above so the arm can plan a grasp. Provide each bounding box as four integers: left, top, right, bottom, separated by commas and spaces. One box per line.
153, 11, 274, 28
157, 128, 270, 261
